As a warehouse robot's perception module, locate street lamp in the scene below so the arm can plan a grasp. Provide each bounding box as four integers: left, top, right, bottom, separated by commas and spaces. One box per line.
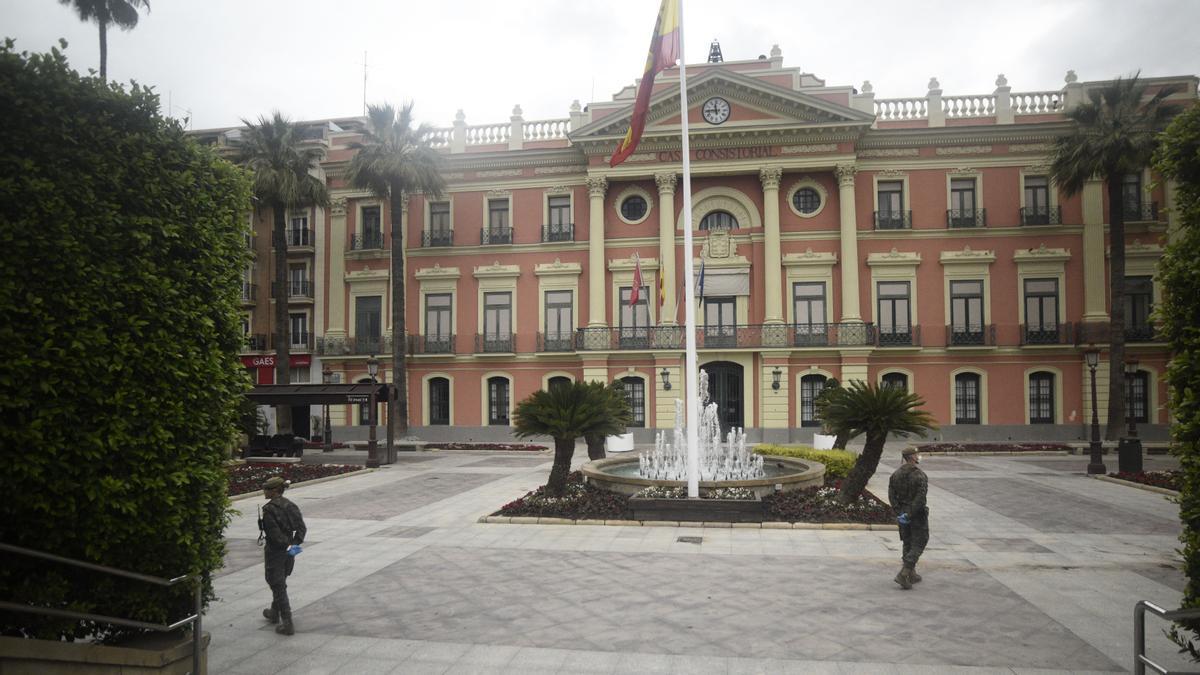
322, 365, 333, 453
366, 355, 379, 469
1118, 357, 1144, 473
1084, 348, 1105, 475
661, 368, 671, 391
771, 367, 782, 391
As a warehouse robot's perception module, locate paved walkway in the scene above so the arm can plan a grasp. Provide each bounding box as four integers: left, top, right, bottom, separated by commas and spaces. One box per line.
208, 448, 1190, 674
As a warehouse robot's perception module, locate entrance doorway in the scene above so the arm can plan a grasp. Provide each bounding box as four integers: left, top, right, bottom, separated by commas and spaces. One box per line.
703, 362, 744, 431
290, 405, 311, 439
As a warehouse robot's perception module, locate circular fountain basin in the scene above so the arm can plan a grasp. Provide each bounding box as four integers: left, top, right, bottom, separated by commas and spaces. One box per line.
581, 455, 825, 498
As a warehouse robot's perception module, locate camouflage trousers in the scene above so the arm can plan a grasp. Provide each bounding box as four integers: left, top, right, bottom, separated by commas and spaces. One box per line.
264, 549, 296, 616
898, 515, 929, 568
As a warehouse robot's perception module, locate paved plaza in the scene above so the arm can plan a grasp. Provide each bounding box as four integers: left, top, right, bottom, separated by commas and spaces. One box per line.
208, 449, 1191, 674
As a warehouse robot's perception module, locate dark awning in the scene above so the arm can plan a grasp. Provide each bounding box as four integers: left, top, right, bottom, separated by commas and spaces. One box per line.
247, 383, 393, 406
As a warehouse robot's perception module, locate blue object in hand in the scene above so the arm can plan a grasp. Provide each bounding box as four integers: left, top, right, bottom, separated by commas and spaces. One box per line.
897, 513, 910, 525
287, 545, 302, 557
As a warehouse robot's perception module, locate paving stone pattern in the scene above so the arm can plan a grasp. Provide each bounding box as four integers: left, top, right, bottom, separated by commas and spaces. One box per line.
459, 456, 551, 468
970, 537, 1055, 554
299, 472, 506, 520
368, 525, 438, 539
218, 538, 264, 577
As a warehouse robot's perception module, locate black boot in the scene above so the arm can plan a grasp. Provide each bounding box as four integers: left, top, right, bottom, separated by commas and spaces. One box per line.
894, 566, 913, 590
276, 612, 294, 636
911, 568, 922, 583
262, 607, 279, 624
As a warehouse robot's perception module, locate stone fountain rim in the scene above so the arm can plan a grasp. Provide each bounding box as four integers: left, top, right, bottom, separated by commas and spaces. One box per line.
580, 454, 824, 489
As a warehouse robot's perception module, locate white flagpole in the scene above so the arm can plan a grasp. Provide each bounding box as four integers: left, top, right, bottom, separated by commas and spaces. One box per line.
676, 0, 700, 499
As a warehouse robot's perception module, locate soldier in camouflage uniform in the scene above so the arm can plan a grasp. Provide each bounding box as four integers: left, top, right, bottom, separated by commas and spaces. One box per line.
888, 447, 928, 590
259, 476, 307, 635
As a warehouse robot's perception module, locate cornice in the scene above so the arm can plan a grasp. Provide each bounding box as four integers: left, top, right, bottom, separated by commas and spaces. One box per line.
608, 256, 660, 272
866, 248, 922, 266
858, 122, 1074, 149
1013, 244, 1071, 263
782, 248, 838, 267
414, 264, 461, 280
473, 261, 522, 279
534, 259, 583, 276
939, 246, 996, 265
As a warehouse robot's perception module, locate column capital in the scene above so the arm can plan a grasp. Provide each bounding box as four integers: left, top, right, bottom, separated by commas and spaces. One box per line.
586, 176, 609, 197
654, 171, 678, 194
759, 167, 783, 191
835, 164, 857, 187
331, 197, 348, 217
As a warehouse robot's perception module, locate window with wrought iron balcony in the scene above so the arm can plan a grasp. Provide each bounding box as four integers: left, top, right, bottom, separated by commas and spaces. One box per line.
947, 208, 986, 228
873, 210, 911, 230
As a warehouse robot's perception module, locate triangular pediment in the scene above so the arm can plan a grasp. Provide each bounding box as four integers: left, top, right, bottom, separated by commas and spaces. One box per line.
571, 69, 874, 143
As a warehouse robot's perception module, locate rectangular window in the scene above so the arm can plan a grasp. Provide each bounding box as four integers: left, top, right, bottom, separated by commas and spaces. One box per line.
488, 198, 509, 230
949, 178, 978, 227
289, 366, 309, 384
800, 375, 827, 427
288, 214, 310, 246
1023, 279, 1059, 344
620, 378, 646, 428
792, 282, 827, 346
288, 264, 309, 297
543, 290, 573, 351
877, 281, 911, 345
1122, 173, 1143, 214
955, 374, 981, 424
289, 313, 308, 348
488, 377, 509, 425
362, 205, 381, 237
1023, 176, 1051, 224
355, 296, 382, 353
548, 196, 570, 227
1125, 276, 1154, 341
424, 293, 452, 353
430, 202, 450, 230
483, 292, 512, 352
949, 280, 985, 345
429, 378, 450, 425
619, 286, 650, 348
1126, 371, 1149, 424
704, 296, 736, 348
877, 180, 905, 228
1029, 372, 1055, 424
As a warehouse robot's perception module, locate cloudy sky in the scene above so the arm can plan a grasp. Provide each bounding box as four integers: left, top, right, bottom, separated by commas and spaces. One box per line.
4, 0, 1197, 131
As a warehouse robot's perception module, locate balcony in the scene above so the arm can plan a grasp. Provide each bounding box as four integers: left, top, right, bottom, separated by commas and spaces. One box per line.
281, 228, 315, 249
316, 335, 394, 356
1122, 201, 1159, 222
542, 224, 574, 243
1021, 323, 1073, 345
422, 229, 453, 247
947, 208, 986, 228
245, 333, 267, 351
946, 324, 996, 347
574, 323, 878, 351
1020, 205, 1062, 226
271, 280, 314, 300
413, 335, 455, 355
876, 325, 920, 347
241, 283, 257, 304
480, 227, 512, 245
476, 333, 515, 353
271, 332, 313, 350
350, 231, 384, 251
537, 332, 575, 352
874, 211, 912, 230
1074, 321, 1162, 344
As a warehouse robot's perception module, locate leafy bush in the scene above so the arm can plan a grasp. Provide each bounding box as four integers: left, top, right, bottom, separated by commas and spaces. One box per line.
495, 471, 632, 519
1108, 471, 1183, 492
0, 42, 251, 642
632, 486, 756, 500
917, 442, 1070, 453
227, 463, 363, 497
754, 444, 857, 478
763, 478, 893, 524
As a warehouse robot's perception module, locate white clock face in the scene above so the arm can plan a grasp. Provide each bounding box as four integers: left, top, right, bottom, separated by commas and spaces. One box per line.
702, 97, 731, 125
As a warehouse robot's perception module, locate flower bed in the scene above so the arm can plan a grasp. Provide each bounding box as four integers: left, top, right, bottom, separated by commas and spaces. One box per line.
227, 462, 364, 497
427, 442, 548, 452
1108, 470, 1182, 492
633, 486, 756, 500
495, 471, 632, 519
762, 478, 895, 524
917, 442, 1071, 454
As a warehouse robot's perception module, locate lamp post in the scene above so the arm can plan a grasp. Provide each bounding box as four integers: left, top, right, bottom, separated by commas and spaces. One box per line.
661, 368, 671, 391
322, 365, 333, 453
366, 355, 379, 468
1084, 348, 1105, 475
771, 367, 782, 391
1118, 357, 1144, 473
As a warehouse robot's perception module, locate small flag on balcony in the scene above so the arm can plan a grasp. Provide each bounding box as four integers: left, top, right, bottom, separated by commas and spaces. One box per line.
696, 258, 705, 307
658, 269, 665, 309
631, 253, 644, 304
609, 0, 681, 167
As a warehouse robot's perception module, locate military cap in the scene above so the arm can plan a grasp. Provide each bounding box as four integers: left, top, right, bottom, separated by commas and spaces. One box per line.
262, 476, 288, 491
901, 447, 920, 457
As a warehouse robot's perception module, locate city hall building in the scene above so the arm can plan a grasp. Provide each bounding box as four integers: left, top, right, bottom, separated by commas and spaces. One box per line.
195, 45, 1197, 443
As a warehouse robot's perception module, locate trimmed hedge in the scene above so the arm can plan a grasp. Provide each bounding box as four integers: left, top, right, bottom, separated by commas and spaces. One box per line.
753, 444, 857, 479
0, 41, 251, 641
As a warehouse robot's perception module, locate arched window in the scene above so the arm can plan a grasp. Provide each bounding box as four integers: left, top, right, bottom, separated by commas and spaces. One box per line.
800, 374, 828, 427
548, 376, 572, 392
429, 377, 450, 426
619, 376, 646, 428
487, 376, 510, 425
1029, 372, 1054, 424
699, 210, 737, 231
954, 373, 981, 424
1126, 370, 1150, 423
882, 372, 908, 392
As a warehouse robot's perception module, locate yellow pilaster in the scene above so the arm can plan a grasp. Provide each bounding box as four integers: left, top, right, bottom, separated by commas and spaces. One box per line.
586, 176, 608, 327
760, 168, 784, 324
655, 172, 678, 324
654, 355, 681, 430
759, 352, 790, 431
1082, 178, 1108, 322
836, 164, 862, 322
327, 197, 348, 337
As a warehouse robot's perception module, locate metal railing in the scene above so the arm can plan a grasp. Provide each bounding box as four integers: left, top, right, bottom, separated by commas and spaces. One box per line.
0, 542, 204, 675
271, 280, 314, 299
1021, 323, 1074, 345
283, 228, 315, 248
1075, 321, 1162, 344
537, 332, 575, 352
245, 333, 267, 351
946, 324, 996, 347
350, 232, 384, 250
476, 333, 515, 353
422, 229, 453, 247
412, 335, 454, 355
874, 210, 912, 230
1134, 601, 1200, 674
877, 325, 921, 347
542, 224, 574, 242
1020, 205, 1062, 226
574, 322, 878, 351
271, 332, 313, 350
480, 227, 512, 245
947, 208, 987, 228
241, 283, 257, 303
1124, 202, 1159, 222
316, 335, 393, 355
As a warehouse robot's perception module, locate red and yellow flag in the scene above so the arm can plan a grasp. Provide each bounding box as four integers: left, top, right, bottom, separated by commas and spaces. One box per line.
609, 0, 681, 167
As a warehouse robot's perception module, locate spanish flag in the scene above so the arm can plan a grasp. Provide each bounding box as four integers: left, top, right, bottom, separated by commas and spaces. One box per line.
609, 0, 681, 167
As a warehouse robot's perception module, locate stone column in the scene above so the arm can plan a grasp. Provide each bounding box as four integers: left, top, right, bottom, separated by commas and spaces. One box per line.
835, 164, 862, 322
586, 176, 608, 327
760, 167, 784, 325
1081, 177, 1108, 322
655, 172, 678, 324
327, 197, 348, 339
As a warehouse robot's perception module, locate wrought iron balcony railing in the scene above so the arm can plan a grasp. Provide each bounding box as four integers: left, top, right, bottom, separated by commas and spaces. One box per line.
876, 325, 920, 347
476, 333, 515, 353
480, 227, 512, 245
241, 283, 257, 303
271, 280, 314, 299
416, 335, 454, 355
1020, 205, 1062, 226
245, 333, 267, 351
946, 324, 996, 346
537, 332, 575, 352
947, 208, 986, 228
316, 335, 394, 356
283, 228, 315, 248
574, 322, 878, 351
271, 332, 313, 350
350, 231, 385, 250
422, 229, 453, 247
1074, 321, 1162, 345
1021, 323, 1073, 345
542, 224, 574, 243
1123, 201, 1159, 222
874, 211, 912, 230
1125, 324, 1160, 343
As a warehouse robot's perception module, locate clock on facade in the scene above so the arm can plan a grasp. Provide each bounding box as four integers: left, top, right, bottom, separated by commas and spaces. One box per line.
702, 97, 731, 125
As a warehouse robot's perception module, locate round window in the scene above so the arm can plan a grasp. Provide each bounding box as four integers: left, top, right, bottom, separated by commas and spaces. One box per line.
620, 195, 648, 222
792, 187, 821, 214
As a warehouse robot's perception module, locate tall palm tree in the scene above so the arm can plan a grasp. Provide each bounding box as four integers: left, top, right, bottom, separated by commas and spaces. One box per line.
816, 381, 935, 504
58, 0, 150, 82
239, 113, 328, 434
346, 103, 445, 441
1050, 75, 1179, 439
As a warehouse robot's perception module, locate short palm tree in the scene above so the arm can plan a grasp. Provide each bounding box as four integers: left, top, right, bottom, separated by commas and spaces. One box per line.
816, 381, 935, 504
513, 381, 630, 497
1050, 75, 1179, 438
239, 113, 328, 434
815, 378, 856, 450
583, 381, 634, 461
59, 0, 150, 82
346, 103, 445, 440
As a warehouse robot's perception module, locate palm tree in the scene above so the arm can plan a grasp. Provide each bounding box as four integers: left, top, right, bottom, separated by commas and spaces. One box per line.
583, 381, 634, 460
239, 113, 328, 434
346, 103, 445, 443
816, 381, 935, 504
1049, 75, 1179, 439
58, 0, 150, 82
513, 381, 630, 497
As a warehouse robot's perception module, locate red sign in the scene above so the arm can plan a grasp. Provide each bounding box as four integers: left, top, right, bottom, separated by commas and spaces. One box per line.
241, 354, 312, 369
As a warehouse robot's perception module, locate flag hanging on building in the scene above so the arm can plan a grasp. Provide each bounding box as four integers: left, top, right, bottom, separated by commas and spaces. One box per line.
696, 258, 705, 307
631, 253, 644, 304
658, 269, 665, 309
609, 0, 681, 167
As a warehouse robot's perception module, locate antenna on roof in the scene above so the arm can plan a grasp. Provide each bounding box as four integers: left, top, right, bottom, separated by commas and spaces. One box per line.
707, 39, 723, 63
362, 51, 368, 116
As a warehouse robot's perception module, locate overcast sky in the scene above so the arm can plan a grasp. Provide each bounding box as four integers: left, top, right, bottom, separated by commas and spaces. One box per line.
4, 0, 1198, 131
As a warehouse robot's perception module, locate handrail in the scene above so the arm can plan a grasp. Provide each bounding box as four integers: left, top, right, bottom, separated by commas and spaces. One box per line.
1134, 600, 1200, 674
0, 542, 204, 675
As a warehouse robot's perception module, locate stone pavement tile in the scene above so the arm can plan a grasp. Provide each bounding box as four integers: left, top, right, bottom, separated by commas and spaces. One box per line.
301, 471, 507, 521
219, 538, 264, 577
668, 653, 731, 674
281, 652, 356, 675
560, 650, 622, 673
362, 637, 424, 660
614, 652, 673, 674
409, 640, 472, 664
452, 643, 520, 667
507, 646, 573, 669
331, 656, 409, 674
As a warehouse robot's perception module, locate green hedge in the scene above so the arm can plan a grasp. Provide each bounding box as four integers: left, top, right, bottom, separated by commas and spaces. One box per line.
0, 41, 251, 641
754, 444, 857, 478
